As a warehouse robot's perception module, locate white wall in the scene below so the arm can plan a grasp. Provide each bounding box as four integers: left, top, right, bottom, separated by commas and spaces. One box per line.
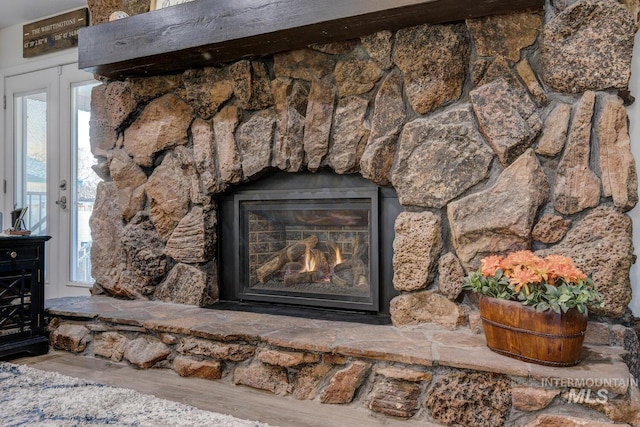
627, 30, 640, 316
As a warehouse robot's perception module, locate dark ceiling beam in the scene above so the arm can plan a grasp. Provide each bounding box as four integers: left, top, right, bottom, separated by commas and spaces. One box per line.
79, 0, 544, 80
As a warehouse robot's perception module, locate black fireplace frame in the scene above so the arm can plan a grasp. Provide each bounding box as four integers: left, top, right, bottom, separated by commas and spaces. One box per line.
218, 171, 401, 322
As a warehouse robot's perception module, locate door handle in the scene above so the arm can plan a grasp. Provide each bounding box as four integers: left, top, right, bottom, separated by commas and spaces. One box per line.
55, 196, 67, 210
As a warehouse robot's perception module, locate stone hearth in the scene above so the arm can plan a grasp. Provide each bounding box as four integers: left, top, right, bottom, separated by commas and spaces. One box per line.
47, 296, 639, 426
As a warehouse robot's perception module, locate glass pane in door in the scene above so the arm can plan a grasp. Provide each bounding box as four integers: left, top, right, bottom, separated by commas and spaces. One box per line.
15, 92, 47, 235
71, 82, 100, 283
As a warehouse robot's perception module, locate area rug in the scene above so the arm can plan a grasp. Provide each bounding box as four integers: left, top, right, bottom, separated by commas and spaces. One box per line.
0, 362, 275, 426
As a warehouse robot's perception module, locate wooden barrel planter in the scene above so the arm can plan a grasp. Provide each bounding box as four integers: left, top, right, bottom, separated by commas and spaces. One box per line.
479, 296, 588, 367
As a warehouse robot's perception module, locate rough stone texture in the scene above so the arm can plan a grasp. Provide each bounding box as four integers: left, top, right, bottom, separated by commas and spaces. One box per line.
471, 77, 543, 166
437, 252, 465, 301
425, 373, 512, 427
319, 362, 370, 404
51, 324, 91, 353
105, 81, 137, 129
375, 367, 432, 382
233, 362, 291, 395
108, 148, 147, 221
328, 96, 370, 175
448, 149, 549, 269
473, 56, 518, 88
90, 182, 125, 296
87, 0, 149, 24
334, 57, 383, 97
123, 336, 171, 369
213, 105, 243, 185
191, 118, 219, 194
229, 60, 273, 110
127, 74, 183, 103
524, 414, 630, 427
165, 206, 216, 263
597, 93, 638, 212
154, 262, 217, 306
553, 91, 601, 215
516, 59, 549, 106
272, 77, 309, 172
360, 70, 405, 187
183, 67, 234, 119
361, 31, 394, 70
532, 213, 572, 244
390, 290, 467, 329
537, 206, 634, 318
392, 212, 442, 292
292, 364, 333, 400
391, 104, 493, 208
94, 332, 127, 362
173, 356, 222, 380
273, 49, 334, 81
177, 337, 255, 362
89, 84, 117, 157
237, 108, 276, 178
542, 0, 635, 93
393, 23, 469, 114
146, 153, 191, 240
367, 378, 422, 418
536, 103, 572, 157
123, 94, 193, 167
119, 212, 167, 297
512, 386, 560, 411
258, 349, 320, 367
466, 11, 542, 62
303, 76, 335, 171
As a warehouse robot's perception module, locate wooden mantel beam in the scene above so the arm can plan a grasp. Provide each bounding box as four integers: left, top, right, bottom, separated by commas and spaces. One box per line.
79, 0, 544, 80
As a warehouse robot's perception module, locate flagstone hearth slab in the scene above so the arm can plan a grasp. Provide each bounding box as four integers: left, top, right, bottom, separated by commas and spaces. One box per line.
46, 296, 631, 386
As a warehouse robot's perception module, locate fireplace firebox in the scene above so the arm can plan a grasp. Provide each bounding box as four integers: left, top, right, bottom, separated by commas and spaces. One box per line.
219, 172, 400, 321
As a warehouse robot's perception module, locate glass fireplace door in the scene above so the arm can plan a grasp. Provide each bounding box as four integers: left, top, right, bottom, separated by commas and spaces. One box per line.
235, 189, 379, 311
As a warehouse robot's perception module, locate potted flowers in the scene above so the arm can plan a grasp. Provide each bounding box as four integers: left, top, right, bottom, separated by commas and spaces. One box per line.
463, 250, 604, 367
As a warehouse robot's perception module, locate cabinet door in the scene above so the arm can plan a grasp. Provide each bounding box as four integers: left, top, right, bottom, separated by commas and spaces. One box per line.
0, 265, 36, 343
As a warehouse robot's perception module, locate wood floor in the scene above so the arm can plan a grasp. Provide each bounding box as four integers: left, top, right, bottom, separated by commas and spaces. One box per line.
10, 351, 437, 427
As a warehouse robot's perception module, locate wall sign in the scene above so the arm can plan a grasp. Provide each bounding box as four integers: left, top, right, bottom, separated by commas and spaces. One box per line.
151, 0, 198, 11
23, 8, 89, 58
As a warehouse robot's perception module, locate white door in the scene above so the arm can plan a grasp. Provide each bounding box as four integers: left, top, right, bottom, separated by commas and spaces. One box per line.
4, 64, 99, 299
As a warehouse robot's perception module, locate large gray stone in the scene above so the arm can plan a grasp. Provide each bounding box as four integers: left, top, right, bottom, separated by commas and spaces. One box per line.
596, 93, 638, 212
229, 60, 273, 110
542, 0, 635, 93
183, 67, 234, 119
537, 206, 634, 318
466, 11, 542, 62
390, 104, 493, 208
146, 153, 191, 240
213, 105, 242, 185
390, 290, 466, 329
329, 96, 370, 174
123, 94, 193, 167
123, 336, 171, 369
392, 212, 442, 292
164, 206, 216, 263
448, 149, 549, 269
360, 70, 405, 187
154, 262, 217, 306
536, 103, 571, 157
303, 76, 336, 172
393, 23, 469, 114
553, 91, 601, 215
108, 148, 147, 221
237, 109, 276, 179
471, 78, 542, 166
360, 31, 394, 70
272, 77, 309, 172
89, 84, 117, 157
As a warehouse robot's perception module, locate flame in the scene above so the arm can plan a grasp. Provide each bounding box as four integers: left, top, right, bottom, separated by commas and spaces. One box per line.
304, 247, 316, 272
334, 245, 343, 265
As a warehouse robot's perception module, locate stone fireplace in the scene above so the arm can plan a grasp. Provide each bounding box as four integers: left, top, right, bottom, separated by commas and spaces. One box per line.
43, 1, 640, 424
88, 0, 638, 328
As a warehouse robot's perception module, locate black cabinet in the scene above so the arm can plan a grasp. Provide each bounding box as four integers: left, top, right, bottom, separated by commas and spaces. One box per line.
0, 236, 51, 358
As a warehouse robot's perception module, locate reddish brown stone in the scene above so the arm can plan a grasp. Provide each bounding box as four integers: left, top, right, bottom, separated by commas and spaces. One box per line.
173, 356, 222, 380
319, 362, 370, 404
368, 378, 422, 418
233, 362, 291, 395
51, 324, 91, 353
123, 336, 171, 369
258, 349, 320, 367
532, 213, 572, 244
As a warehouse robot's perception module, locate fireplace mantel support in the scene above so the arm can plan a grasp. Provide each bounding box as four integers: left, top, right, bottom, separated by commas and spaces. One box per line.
78, 0, 543, 79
